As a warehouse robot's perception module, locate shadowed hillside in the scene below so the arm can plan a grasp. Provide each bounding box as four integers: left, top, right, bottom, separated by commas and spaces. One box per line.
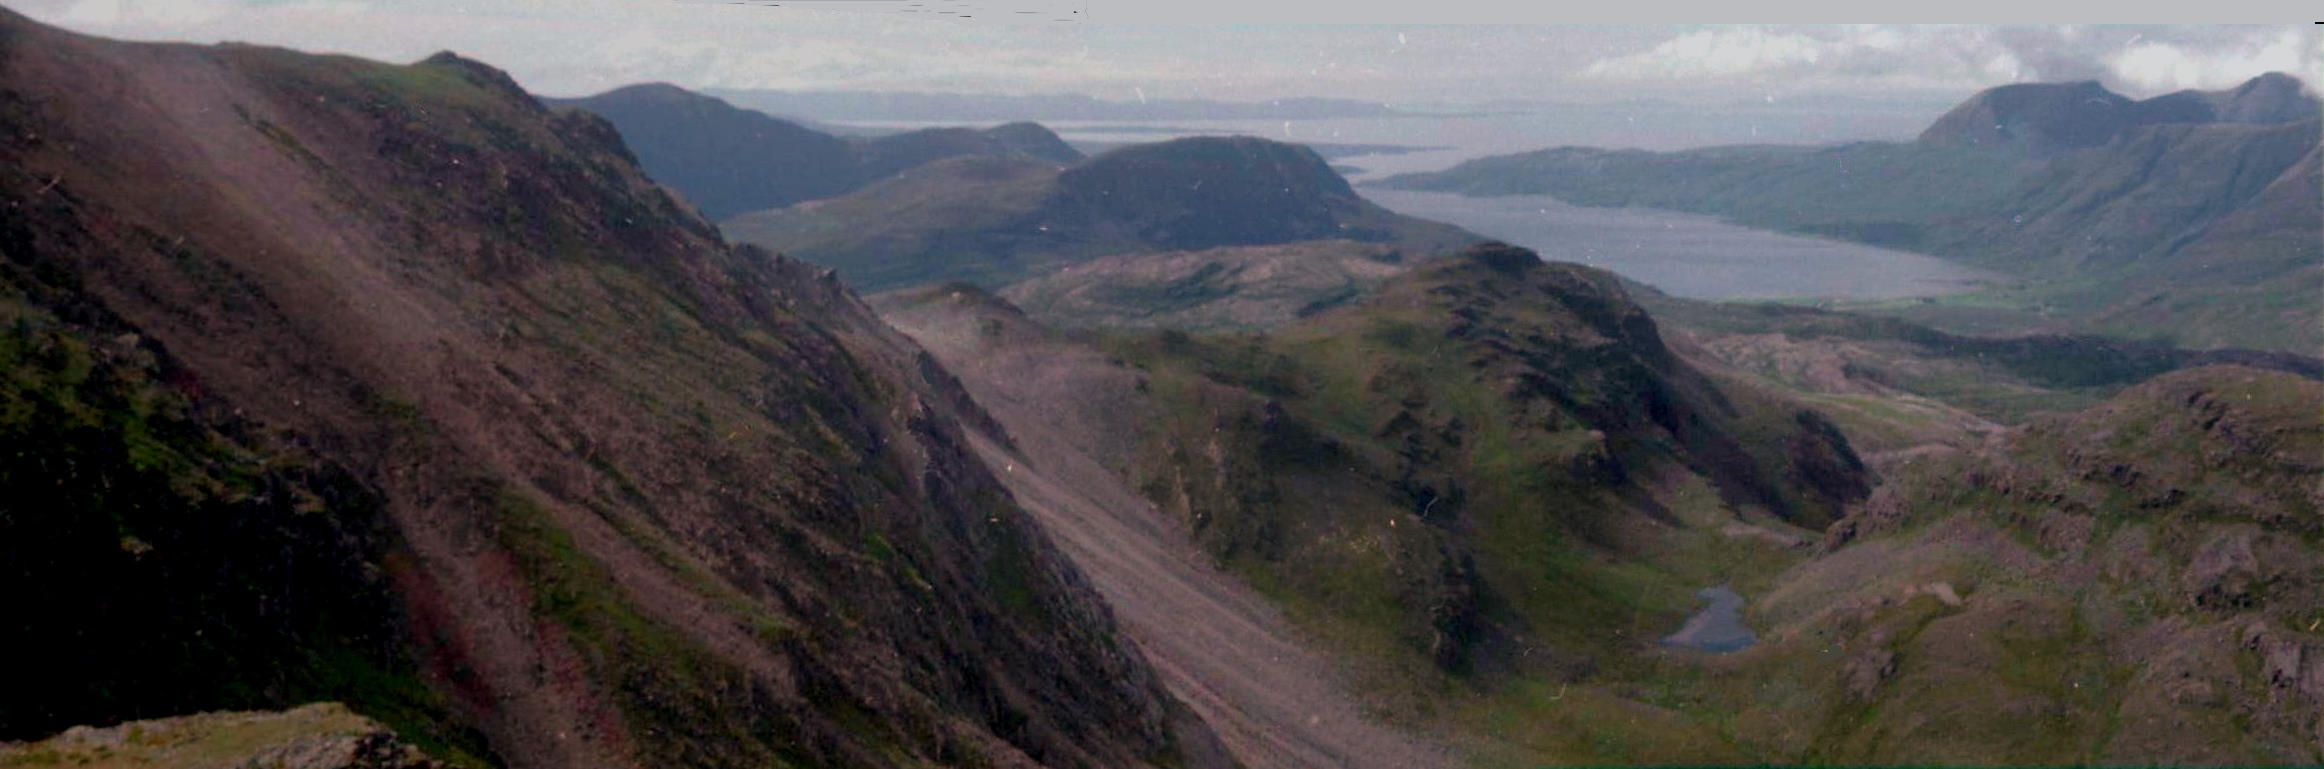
545, 82, 1082, 220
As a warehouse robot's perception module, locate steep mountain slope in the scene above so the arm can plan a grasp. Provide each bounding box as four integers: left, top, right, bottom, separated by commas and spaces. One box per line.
1928, 120, 2317, 271
2092, 141, 2324, 350
1374, 74, 2324, 353
873, 284, 1454, 769
545, 82, 1082, 220
724, 136, 1479, 291
0, 11, 1225, 769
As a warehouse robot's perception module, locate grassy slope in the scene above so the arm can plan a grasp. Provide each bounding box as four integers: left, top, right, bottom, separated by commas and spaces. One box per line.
998, 240, 1413, 331
1084, 248, 1872, 764
1742, 366, 2324, 764
891, 244, 2324, 766
1111, 283, 2324, 765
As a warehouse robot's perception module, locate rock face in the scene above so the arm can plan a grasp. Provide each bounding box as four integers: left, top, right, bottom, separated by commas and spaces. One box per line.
0, 704, 445, 769
545, 82, 1084, 219
722, 135, 1478, 292
0, 8, 1223, 769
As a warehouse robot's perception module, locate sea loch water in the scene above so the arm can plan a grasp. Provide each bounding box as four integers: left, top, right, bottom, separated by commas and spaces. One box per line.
1362, 189, 1999, 302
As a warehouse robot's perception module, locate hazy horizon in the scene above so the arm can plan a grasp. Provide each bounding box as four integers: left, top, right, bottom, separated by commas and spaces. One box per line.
11, 3, 2319, 119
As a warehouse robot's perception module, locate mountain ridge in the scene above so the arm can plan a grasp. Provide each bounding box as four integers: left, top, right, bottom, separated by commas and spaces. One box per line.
543, 82, 1084, 220
1919, 73, 2322, 158
724, 135, 1478, 292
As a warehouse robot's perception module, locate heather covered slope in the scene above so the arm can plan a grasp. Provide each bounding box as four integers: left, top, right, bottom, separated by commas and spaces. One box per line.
0, 11, 1225, 769
883, 239, 2324, 765
1716, 366, 2324, 764
545, 82, 1083, 220
724, 136, 1478, 292
880, 244, 1877, 765
1375, 75, 2324, 353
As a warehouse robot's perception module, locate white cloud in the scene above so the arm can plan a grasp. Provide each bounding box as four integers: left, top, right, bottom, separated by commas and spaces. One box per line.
1580, 25, 2043, 93
6, 6, 2320, 107
1578, 25, 2323, 100
2107, 28, 2324, 95
1582, 27, 1827, 80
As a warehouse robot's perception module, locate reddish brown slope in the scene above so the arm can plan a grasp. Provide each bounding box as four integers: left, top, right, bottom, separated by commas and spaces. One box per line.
874, 286, 1453, 769
0, 10, 1224, 769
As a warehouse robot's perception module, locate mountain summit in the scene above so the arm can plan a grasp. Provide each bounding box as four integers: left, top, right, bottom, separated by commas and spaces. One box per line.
1918, 73, 2322, 158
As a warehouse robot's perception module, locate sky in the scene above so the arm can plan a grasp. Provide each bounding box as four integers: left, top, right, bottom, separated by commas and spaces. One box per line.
12, 1, 2323, 107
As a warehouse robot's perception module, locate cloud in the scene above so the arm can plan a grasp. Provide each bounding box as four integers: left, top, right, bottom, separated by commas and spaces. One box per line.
8, 6, 2319, 106
1579, 25, 2324, 99
1582, 27, 1831, 80
2107, 28, 2324, 95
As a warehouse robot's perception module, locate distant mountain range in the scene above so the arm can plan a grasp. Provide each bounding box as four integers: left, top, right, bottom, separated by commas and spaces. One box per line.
1918, 72, 2319, 159
1376, 74, 2324, 354
545, 83, 1083, 219
705, 88, 1409, 122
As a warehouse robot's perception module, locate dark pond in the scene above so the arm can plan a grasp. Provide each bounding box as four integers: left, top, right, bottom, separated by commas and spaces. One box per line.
1661, 585, 1757, 653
